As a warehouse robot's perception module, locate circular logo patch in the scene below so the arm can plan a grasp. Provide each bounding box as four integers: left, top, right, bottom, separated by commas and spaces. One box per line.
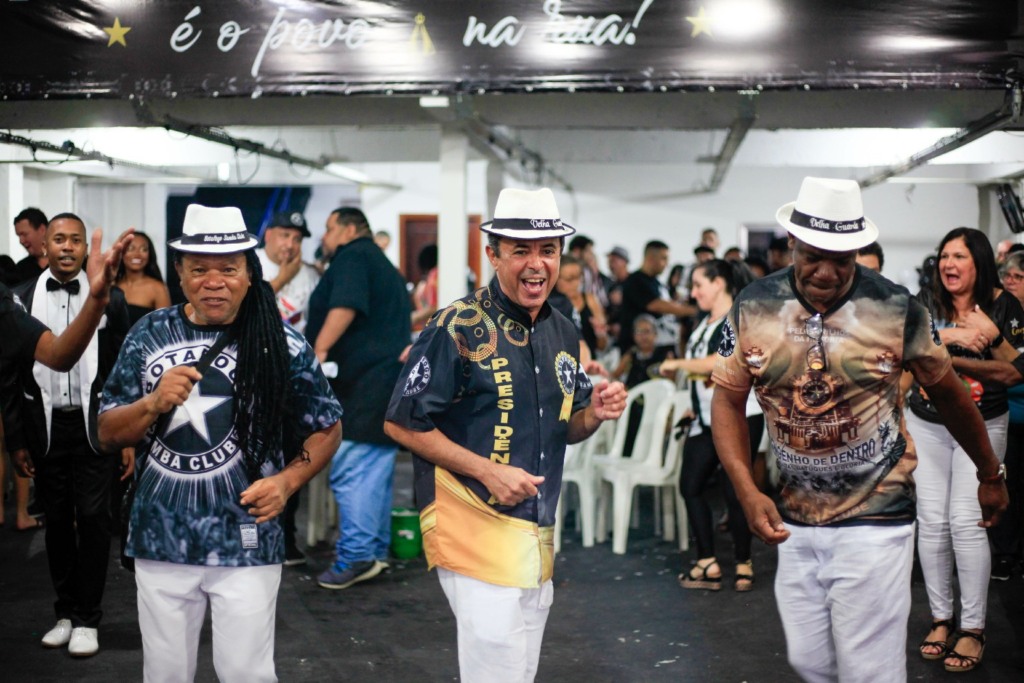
403, 357, 432, 396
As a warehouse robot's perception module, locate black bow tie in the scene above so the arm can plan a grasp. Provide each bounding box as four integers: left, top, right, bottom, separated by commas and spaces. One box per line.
46, 277, 80, 295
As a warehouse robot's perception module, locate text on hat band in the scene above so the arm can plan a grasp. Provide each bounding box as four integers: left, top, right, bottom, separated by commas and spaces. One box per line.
181, 231, 251, 245
789, 209, 866, 234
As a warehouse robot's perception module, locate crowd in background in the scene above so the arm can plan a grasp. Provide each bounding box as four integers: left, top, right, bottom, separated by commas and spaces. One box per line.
1, 203, 1023, 674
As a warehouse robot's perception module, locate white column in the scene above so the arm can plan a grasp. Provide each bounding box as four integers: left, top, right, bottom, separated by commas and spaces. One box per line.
144, 184, 171, 272
0, 165, 25, 259
438, 128, 468, 306
481, 161, 505, 284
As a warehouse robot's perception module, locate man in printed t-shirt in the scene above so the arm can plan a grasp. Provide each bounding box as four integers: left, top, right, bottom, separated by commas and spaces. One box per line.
710, 177, 1008, 683
385, 187, 627, 683
98, 205, 342, 683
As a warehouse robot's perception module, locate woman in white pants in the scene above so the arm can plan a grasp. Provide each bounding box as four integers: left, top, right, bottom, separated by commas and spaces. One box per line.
906, 228, 1022, 673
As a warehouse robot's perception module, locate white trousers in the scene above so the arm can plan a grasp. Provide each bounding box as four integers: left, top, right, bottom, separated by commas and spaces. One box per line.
775, 523, 915, 683
135, 559, 282, 683
906, 411, 1007, 630
436, 567, 554, 683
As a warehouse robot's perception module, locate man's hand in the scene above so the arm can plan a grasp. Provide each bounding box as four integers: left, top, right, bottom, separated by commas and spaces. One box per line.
240, 475, 290, 523
11, 449, 34, 478
86, 228, 134, 300
591, 380, 627, 421
481, 463, 544, 506
149, 366, 203, 414
977, 480, 1009, 528
273, 252, 303, 291
120, 447, 136, 482
740, 491, 790, 545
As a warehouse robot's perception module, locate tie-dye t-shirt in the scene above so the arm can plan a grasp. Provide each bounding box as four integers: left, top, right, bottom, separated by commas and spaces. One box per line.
100, 304, 342, 566
712, 267, 951, 526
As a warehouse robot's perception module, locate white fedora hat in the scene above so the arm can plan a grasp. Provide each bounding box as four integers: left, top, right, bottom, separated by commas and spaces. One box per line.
776, 177, 879, 252
481, 187, 575, 240
168, 204, 259, 254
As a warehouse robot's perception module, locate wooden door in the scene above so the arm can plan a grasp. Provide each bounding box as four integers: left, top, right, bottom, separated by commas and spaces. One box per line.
399, 214, 481, 290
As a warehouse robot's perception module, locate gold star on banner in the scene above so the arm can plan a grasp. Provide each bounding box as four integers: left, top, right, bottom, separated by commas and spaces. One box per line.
686, 6, 712, 38
103, 17, 131, 47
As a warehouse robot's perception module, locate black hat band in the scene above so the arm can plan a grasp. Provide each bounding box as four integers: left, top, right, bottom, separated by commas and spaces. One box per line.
790, 209, 866, 234
482, 217, 568, 231
180, 230, 253, 245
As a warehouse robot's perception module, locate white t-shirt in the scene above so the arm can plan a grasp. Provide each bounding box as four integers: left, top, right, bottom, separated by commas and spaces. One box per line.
256, 248, 320, 333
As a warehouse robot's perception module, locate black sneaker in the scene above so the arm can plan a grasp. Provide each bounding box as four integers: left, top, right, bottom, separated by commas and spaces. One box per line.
283, 544, 307, 567
317, 560, 385, 590
991, 556, 1012, 581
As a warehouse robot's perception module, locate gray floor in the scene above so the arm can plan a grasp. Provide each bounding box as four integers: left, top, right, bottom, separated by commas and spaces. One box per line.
2, 455, 1023, 682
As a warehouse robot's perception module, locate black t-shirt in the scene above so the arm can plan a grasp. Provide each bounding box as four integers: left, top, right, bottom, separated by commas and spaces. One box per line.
305, 236, 411, 444
0, 283, 48, 364
618, 270, 678, 350
6, 257, 45, 287
909, 289, 1024, 423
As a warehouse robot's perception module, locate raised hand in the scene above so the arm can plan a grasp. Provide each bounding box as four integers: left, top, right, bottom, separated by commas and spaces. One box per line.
86, 227, 135, 300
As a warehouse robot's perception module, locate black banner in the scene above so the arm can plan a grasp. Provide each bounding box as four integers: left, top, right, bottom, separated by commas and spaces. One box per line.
0, 1, 1019, 100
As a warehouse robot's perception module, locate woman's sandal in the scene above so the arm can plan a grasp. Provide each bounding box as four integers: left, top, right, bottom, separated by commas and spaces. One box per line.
943, 630, 986, 673
919, 618, 955, 660
734, 560, 754, 592
678, 558, 722, 591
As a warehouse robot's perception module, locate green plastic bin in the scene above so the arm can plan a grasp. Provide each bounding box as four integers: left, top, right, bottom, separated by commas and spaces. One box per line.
390, 507, 423, 559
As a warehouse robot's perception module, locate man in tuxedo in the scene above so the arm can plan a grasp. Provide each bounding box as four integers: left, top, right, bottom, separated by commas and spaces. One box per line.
9, 213, 129, 657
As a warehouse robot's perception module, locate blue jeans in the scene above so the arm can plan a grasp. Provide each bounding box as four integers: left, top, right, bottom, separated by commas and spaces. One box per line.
329, 440, 396, 568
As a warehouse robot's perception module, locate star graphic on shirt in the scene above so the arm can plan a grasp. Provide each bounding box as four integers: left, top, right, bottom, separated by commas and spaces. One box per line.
686, 6, 712, 38
103, 18, 131, 47
1012, 318, 1019, 328
164, 385, 231, 445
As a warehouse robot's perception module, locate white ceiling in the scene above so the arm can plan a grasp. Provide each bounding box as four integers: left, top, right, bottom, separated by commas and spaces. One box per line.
1, 88, 1022, 193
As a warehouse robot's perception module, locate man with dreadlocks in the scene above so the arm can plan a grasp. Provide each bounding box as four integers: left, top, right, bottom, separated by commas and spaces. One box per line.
97, 205, 342, 683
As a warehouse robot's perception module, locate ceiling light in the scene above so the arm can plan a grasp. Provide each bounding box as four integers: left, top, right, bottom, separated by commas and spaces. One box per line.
325, 163, 371, 184
419, 96, 450, 108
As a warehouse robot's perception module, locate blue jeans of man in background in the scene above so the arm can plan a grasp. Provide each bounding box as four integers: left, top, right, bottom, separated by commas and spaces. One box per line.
329, 440, 397, 570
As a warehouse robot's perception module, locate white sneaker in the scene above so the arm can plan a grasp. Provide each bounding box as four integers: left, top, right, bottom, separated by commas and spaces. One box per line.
68, 627, 99, 657
41, 619, 73, 648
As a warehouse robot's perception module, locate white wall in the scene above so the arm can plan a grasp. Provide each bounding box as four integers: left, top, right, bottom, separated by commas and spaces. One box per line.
547, 165, 981, 291
7, 157, 1019, 299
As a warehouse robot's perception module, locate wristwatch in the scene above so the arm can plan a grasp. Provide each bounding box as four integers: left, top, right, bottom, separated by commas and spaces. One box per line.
977, 463, 1007, 484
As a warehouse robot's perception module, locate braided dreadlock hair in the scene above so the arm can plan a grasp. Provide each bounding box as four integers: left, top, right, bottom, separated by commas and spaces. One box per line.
232, 250, 297, 482
174, 249, 296, 482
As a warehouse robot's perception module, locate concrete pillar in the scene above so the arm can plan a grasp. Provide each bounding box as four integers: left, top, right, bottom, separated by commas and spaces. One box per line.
481, 161, 505, 284
437, 127, 468, 306
0, 165, 25, 259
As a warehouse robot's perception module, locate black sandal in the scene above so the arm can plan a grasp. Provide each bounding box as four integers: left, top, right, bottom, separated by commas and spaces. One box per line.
734, 560, 754, 592
919, 618, 955, 661
944, 630, 985, 673
678, 559, 722, 591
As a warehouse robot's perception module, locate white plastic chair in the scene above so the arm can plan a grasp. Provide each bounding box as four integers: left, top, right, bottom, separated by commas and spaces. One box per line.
592, 379, 676, 543
555, 418, 614, 553
599, 391, 692, 555
305, 467, 336, 547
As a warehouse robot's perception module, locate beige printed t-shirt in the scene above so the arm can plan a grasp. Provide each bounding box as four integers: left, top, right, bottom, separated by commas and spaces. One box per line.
713, 267, 951, 526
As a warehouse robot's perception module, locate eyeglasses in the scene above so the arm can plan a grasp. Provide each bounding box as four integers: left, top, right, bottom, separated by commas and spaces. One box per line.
1002, 271, 1024, 284
805, 313, 827, 373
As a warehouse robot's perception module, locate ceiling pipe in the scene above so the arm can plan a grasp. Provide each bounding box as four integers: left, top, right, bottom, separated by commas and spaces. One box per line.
133, 100, 401, 189
0, 130, 194, 179
426, 95, 574, 193
707, 104, 757, 192
858, 84, 1023, 188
